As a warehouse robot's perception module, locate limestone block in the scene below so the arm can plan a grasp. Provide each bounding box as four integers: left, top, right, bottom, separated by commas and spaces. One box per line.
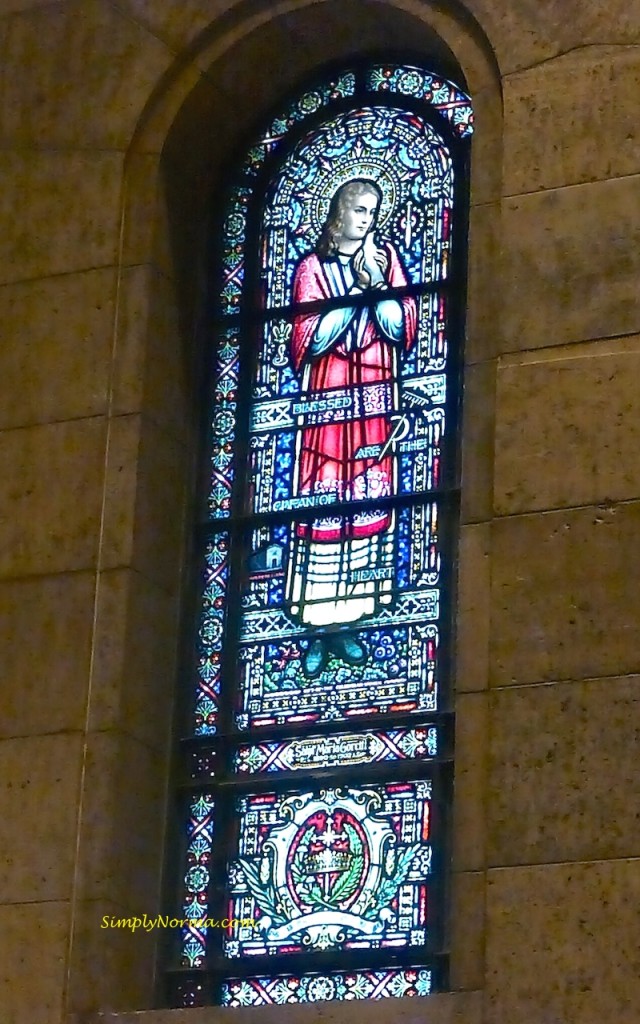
0, 150, 123, 284
0, 901, 69, 1024
129, 416, 189, 592
502, 175, 640, 351
113, 0, 235, 53
461, 360, 495, 524
88, 568, 179, 752
578, 0, 640, 51
461, 0, 559, 75
0, 571, 95, 738
449, 871, 485, 992
100, 414, 140, 572
73, 992, 483, 1024
504, 46, 640, 194
495, 336, 640, 515
138, 266, 193, 440
456, 523, 490, 693
469, 0, 640, 75
0, 0, 60, 10
0, 417, 107, 578
101, 414, 189, 591
0, 268, 117, 429
487, 860, 640, 1024
489, 676, 640, 867
67, 897, 157, 1013
469, 85, 503, 207
452, 692, 487, 872
2, 0, 171, 149
465, 201, 501, 365
490, 502, 640, 686
74, 730, 167, 907
120, 154, 175, 275
0, 19, 6, 97
0, 734, 83, 903
113, 264, 192, 440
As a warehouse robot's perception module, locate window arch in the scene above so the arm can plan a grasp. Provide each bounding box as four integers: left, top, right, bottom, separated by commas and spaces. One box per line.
168, 60, 472, 1010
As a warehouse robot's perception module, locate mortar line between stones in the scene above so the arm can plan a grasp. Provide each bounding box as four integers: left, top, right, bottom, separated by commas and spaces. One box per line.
504, 40, 640, 79
502, 167, 640, 201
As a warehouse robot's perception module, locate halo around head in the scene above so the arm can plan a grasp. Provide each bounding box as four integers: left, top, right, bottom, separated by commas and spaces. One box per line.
312, 160, 397, 236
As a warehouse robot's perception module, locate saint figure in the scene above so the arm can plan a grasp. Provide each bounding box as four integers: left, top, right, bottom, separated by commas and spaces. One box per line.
286, 179, 417, 677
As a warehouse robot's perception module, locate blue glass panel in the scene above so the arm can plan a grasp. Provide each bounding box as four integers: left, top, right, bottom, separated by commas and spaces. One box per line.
224, 780, 432, 958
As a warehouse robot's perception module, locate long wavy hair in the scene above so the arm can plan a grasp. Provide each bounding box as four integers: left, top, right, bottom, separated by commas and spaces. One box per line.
316, 179, 382, 260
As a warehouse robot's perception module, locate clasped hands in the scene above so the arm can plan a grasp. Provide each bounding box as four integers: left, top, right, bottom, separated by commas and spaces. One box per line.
352, 245, 389, 291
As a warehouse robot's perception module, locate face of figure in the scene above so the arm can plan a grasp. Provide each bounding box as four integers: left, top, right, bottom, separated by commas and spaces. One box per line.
340, 192, 379, 242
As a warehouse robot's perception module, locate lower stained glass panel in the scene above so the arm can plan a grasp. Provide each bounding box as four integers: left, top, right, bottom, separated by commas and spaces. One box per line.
221, 966, 432, 1006
224, 780, 432, 959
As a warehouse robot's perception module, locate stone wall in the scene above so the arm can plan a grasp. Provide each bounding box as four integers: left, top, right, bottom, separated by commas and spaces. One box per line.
0, 2, 638, 1023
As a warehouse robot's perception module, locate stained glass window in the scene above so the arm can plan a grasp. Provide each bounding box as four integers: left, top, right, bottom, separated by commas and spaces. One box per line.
168, 61, 471, 1009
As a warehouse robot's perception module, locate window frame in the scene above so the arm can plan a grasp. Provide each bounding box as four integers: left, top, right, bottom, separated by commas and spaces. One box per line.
165, 55, 472, 1009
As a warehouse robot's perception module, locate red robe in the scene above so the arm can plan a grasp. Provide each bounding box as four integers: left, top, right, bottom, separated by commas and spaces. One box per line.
291, 246, 417, 542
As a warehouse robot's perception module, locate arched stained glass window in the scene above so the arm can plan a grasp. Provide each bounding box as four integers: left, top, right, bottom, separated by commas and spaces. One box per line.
168, 61, 473, 1010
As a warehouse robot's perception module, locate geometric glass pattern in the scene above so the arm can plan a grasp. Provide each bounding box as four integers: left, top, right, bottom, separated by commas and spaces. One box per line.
168, 58, 471, 1010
